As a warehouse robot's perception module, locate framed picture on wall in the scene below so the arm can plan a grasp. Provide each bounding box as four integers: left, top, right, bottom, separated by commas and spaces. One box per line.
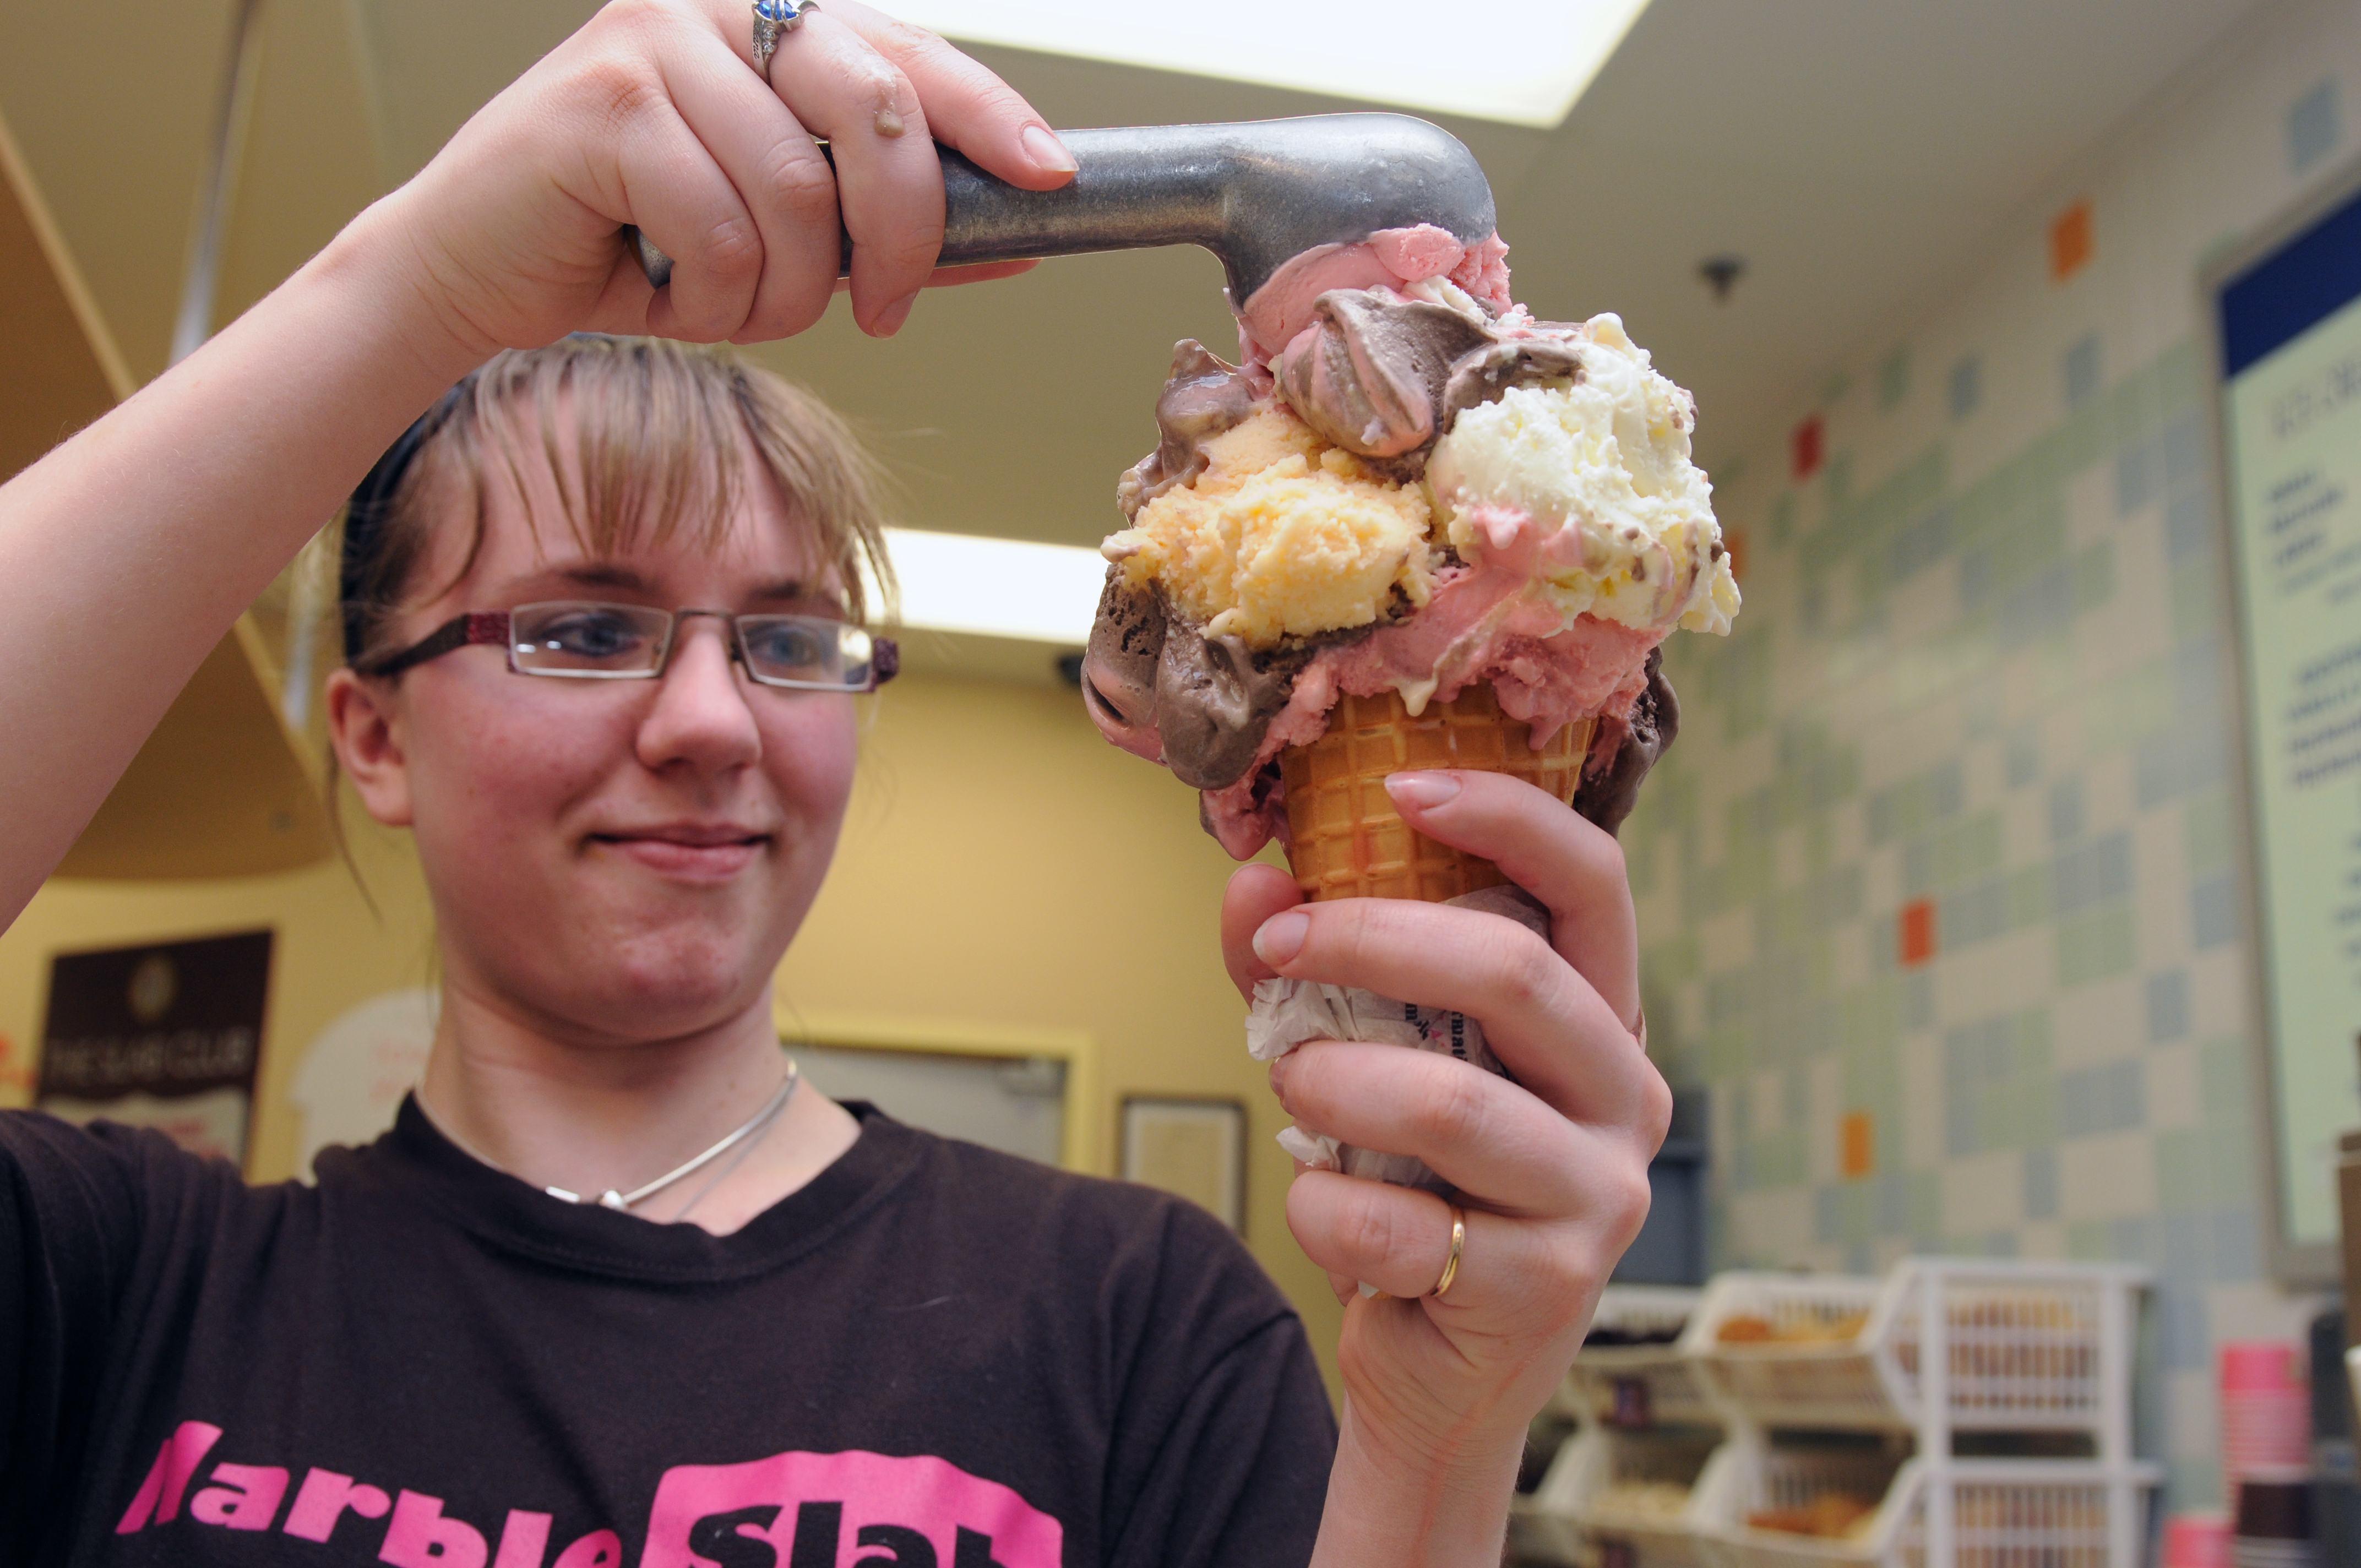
1120, 1096, 1247, 1234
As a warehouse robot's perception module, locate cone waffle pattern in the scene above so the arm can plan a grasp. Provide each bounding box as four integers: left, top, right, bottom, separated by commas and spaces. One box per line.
1281, 687, 1596, 902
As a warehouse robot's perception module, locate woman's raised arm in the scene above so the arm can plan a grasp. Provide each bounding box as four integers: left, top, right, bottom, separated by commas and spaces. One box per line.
0, 0, 1071, 927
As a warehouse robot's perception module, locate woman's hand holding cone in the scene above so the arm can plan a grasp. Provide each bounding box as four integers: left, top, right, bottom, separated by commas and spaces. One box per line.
1220, 767, 1669, 1567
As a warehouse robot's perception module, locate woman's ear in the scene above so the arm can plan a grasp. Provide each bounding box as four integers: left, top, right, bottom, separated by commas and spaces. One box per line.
325, 668, 415, 827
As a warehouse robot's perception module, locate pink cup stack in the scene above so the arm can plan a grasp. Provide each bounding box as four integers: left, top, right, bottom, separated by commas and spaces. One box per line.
2162, 1514, 2231, 1568
2220, 1341, 2311, 1482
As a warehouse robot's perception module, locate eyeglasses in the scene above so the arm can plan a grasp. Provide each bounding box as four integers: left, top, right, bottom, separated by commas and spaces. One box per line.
356, 602, 899, 692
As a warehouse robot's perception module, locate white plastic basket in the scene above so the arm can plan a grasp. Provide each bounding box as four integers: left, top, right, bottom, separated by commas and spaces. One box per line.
1693, 1440, 2160, 1568
1530, 1425, 1724, 1567
1688, 1264, 2145, 1437
1687, 1273, 1890, 1431
1569, 1285, 1721, 1430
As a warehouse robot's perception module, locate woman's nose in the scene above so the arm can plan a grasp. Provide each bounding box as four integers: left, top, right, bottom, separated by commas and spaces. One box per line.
635, 620, 762, 773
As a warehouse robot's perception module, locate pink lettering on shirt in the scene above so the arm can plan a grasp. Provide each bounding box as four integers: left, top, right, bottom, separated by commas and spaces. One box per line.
116, 1420, 224, 1533
641, 1449, 1061, 1568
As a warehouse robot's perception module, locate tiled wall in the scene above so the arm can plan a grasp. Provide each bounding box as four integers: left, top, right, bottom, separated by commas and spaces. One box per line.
1622, 0, 2360, 1505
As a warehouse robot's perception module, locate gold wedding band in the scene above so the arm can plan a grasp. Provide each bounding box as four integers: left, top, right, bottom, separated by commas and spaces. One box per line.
1430, 1204, 1466, 1299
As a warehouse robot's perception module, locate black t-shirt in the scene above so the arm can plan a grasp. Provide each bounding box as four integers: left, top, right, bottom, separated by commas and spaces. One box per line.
0, 1098, 1336, 1567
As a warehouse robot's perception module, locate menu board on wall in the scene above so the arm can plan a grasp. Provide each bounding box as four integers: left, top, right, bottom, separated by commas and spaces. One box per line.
36, 930, 273, 1168
2210, 161, 2361, 1277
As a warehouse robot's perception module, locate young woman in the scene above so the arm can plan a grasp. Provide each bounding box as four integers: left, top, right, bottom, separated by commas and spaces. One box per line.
0, 3, 1669, 1565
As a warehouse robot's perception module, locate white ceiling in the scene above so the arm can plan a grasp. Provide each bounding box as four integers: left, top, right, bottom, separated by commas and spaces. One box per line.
4, 0, 2283, 551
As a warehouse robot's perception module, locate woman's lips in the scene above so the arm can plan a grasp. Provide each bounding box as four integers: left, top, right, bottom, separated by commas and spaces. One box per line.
590, 831, 769, 880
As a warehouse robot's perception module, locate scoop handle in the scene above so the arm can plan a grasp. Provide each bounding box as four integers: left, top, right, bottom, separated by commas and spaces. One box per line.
622, 113, 1494, 305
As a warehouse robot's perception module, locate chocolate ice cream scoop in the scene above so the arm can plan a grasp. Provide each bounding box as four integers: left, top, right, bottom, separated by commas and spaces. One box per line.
1116, 341, 1260, 520
1155, 630, 1315, 791
1276, 289, 1493, 460
1080, 569, 1167, 759
1271, 288, 1590, 475
1573, 649, 1680, 836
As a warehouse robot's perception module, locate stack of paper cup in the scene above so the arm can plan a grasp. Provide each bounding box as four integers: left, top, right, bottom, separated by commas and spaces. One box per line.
2222, 1342, 2313, 1482
2233, 1472, 2315, 1566
2163, 1513, 2231, 1568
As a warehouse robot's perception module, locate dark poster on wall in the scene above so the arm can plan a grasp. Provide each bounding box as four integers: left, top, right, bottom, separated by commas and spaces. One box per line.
37, 929, 273, 1168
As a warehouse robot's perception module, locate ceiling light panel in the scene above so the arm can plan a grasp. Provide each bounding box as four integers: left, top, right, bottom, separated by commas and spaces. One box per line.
889, 1, 1653, 129
880, 528, 1106, 645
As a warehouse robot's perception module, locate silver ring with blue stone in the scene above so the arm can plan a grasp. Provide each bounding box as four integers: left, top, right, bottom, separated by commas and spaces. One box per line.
752, 0, 817, 80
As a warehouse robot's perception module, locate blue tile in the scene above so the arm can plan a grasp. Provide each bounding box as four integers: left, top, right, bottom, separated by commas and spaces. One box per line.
2115, 438, 2161, 516
1949, 356, 1983, 421
1877, 1170, 1910, 1232
1984, 1230, 2020, 1259
2161, 1210, 2207, 1282
2025, 1147, 2060, 1219
2108, 1215, 2161, 1265
1815, 1184, 1845, 1244
2193, 875, 2241, 948
1930, 760, 1966, 819
2291, 79, 2343, 176
2048, 778, 2086, 844
1845, 1239, 1877, 1276
2210, 1205, 2262, 1278
2136, 735, 2226, 808
2005, 729, 2042, 789
1943, 879, 2008, 946
2065, 334, 2102, 407
1904, 839, 1935, 896
2159, 1286, 2211, 1370
2162, 412, 2207, 489
2147, 969, 2191, 1043
2174, 639, 2226, 722
2054, 832, 2134, 914
1903, 971, 1935, 1031
2166, 489, 2215, 561
1999, 572, 2077, 640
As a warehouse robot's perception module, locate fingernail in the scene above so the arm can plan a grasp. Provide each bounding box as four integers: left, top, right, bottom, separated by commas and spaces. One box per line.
873, 292, 917, 336
1253, 910, 1310, 966
1385, 771, 1461, 809
1269, 1054, 1292, 1097
1021, 123, 1078, 174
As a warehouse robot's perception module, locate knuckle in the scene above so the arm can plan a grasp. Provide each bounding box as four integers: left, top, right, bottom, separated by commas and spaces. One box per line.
1341, 1189, 1402, 1266
1602, 1161, 1653, 1244
759, 141, 840, 224
1488, 929, 1560, 1014
1420, 1063, 1493, 1152
573, 52, 659, 134
698, 213, 764, 279
1635, 1066, 1675, 1152
868, 17, 950, 61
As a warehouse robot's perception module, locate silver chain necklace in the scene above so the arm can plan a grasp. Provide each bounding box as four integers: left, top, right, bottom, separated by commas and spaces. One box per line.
424, 1059, 801, 1212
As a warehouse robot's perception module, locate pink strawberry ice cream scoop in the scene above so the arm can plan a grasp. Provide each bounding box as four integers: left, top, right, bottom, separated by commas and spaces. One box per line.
1080, 227, 1737, 859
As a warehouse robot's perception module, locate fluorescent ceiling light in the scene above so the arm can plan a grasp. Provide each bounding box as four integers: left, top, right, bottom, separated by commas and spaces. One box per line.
880, 527, 1104, 645
889, 1, 1651, 129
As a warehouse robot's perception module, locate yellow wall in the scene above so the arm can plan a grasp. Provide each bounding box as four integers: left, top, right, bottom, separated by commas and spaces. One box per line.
0, 670, 1344, 1386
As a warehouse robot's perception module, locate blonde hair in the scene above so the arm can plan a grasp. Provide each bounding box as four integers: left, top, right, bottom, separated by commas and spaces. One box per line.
339, 334, 897, 669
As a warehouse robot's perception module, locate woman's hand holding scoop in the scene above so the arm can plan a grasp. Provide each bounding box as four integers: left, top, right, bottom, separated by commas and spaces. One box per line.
382, 0, 1074, 358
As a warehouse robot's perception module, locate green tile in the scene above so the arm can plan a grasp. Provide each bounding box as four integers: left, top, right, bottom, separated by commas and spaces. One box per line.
2058, 902, 2137, 987
2008, 863, 2055, 927
2171, 560, 2223, 639
2073, 541, 2117, 614
2184, 790, 2235, 879
1879, 348, 1912, 411
2085, 658, 2173, 755
2156, 1128, 2208, 1211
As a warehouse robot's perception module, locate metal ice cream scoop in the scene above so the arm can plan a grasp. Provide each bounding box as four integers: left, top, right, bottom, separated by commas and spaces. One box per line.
624, 112, 1495, 305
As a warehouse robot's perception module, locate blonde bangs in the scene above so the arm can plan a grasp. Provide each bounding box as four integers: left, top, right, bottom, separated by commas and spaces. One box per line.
351, 336, 897, 667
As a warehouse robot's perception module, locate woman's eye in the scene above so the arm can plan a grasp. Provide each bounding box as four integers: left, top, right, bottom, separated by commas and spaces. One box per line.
539, 612, 645, 658
748, 623, 826, 668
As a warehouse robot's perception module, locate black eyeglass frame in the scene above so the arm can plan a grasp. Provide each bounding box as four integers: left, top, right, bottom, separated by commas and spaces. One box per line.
355, 605, 899, 692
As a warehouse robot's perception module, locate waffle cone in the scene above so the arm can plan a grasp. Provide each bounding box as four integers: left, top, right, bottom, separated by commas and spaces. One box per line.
1280, 686, 1596, 902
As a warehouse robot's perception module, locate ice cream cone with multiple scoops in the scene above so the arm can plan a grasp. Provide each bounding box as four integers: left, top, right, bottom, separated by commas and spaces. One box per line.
1078, 221, 1739, 1186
